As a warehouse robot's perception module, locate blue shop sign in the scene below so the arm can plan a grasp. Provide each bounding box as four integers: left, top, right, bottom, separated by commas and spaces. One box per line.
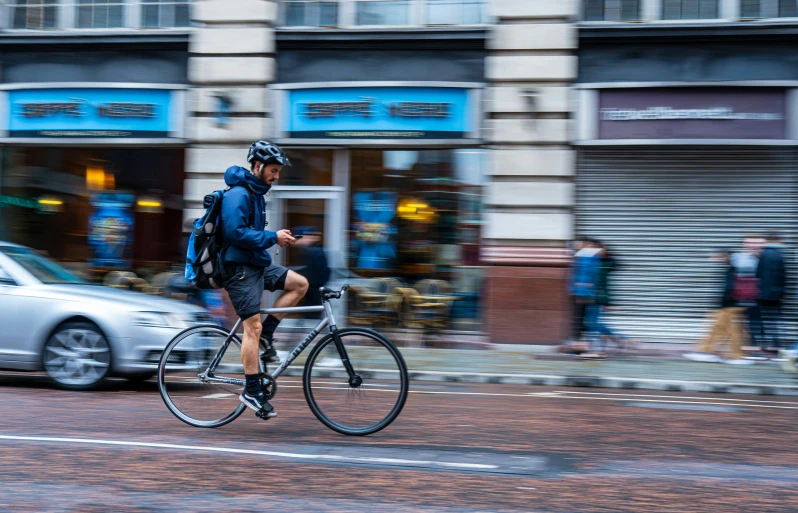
284, 87, 476, 140
7, 88, 176, 138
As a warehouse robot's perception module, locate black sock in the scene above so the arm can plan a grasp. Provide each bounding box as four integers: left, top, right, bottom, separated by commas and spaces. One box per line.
262, 315, 280, 342
245, 373, 261, 395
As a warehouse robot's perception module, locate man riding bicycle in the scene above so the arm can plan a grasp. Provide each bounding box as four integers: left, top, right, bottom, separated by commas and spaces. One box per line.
220, 140, 309, 419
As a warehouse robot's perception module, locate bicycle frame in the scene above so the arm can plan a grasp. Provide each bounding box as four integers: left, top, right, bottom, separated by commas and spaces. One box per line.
199, 299, 355, 387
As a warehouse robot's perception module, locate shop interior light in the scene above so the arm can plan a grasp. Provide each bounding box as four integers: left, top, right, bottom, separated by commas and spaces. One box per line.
38, 199, 63, 206
397, 198, 437, 223
86, 166, 106, 190
137, 200, 162, 208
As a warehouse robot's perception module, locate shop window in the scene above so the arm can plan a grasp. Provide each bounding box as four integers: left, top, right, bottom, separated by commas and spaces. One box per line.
0, 147, 185, 275
284, 0, 339, 26
426, 0, 483, 25
741, 0, 798, 18
349, 149, 484, 330
141, 0, 192, 28
279, 149, 334, 186
12, 0, 59, 29
355, 0, 411, 25
75, 0, 126, 28
662, 0, 718, 19
583, 0, 641, 21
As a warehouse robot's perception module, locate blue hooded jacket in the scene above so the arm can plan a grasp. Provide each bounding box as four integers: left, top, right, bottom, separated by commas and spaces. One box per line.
220, 165, 278, 267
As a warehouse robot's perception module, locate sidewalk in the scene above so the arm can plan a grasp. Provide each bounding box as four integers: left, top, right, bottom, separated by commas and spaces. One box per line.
275, 332, 798, 396
394, 345, 798, 396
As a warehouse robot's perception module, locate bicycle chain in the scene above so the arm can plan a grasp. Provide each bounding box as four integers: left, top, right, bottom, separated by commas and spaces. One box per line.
203, 363, 277, 400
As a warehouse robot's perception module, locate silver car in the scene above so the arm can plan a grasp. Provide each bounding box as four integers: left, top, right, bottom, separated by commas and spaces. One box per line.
0, 242, 212, 390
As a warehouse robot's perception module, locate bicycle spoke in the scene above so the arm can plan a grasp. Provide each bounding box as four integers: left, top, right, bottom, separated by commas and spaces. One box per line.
158, 327, 247, 428
305, 329, 408, 435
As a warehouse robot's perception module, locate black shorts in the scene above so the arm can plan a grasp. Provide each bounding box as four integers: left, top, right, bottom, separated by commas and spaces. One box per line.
222, 263, 289, 320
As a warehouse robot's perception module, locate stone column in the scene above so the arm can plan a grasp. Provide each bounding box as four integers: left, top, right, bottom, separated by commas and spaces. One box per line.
184, 0, 277, 224
483, 0, 578, 344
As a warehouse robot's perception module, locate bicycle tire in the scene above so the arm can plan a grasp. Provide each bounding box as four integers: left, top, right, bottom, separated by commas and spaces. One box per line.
303, 328, 409, 436
158, 324, 247, 428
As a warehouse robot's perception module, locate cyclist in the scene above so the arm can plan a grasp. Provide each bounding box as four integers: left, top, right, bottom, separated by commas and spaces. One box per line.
220, 140, 309, 419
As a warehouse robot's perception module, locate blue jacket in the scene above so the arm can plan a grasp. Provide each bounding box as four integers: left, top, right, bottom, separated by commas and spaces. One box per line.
220, 166, 277, 267
570, 248, 601, 301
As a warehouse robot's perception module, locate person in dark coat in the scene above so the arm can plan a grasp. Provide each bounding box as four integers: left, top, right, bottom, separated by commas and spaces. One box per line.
293, 226, 331, 312
757, 233, 787, 351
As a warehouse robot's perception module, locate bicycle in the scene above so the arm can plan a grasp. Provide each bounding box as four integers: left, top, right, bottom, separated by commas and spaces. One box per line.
157, 285, 409, 436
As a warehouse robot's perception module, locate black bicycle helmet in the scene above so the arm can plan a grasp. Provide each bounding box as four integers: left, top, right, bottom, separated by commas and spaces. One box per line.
247, 140, 291, 167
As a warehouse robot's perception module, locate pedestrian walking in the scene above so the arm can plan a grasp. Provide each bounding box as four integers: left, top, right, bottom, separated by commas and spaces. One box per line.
757, 233, 787, 353
569, 240, 602, 357
732, 235, 764, 350
684, 249, 750, 364
568, 240, 589, 345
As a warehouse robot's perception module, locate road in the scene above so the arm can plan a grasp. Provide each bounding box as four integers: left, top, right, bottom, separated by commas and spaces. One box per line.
0, 373, 796, 512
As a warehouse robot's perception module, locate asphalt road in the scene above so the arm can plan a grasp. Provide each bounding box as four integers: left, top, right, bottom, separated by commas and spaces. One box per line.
0, 372, 796, 513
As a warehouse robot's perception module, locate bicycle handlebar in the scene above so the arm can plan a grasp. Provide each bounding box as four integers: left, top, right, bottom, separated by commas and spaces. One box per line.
320, 284, 349, 300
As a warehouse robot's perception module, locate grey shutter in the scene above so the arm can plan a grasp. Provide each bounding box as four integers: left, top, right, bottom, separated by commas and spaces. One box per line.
576, 147, 798, 344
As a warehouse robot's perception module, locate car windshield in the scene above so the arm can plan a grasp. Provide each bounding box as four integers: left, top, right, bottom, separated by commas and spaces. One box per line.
1, 247, 87, 285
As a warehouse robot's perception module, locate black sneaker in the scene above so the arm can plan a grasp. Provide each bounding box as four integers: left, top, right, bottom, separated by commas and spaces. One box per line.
260, 337, 280, 364
240, 390, 277, 419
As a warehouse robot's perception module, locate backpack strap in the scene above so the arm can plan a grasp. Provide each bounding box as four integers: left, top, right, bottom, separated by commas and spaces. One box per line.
247, 189, 256, 229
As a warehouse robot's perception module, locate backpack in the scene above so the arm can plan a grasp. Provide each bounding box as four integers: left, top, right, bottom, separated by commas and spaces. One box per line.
185, 187, 253, 290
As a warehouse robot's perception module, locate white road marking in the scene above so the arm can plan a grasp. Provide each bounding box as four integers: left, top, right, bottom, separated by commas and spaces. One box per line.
0, 435, 499, 471
556, 390, 798, 405
200, 393, 235, 399
536, 395, 798, 410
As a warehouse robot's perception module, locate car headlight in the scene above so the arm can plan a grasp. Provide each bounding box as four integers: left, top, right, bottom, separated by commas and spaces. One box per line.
132, 312, 191, 329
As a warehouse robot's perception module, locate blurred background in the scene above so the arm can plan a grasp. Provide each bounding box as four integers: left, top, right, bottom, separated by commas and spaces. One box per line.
0, 0, 796, 351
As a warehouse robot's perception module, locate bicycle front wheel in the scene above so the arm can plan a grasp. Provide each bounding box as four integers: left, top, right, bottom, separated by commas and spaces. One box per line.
303, 328, 409, 436
158, 325, 247, 428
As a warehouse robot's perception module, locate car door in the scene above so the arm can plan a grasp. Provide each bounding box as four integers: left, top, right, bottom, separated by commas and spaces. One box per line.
0, 261, 24, 368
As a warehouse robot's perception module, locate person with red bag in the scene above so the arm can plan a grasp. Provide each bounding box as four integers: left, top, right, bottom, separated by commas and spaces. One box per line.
683, 249, 751, 365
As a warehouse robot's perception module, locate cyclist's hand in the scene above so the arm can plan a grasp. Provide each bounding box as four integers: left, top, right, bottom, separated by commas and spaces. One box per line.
277, 230, 296, 247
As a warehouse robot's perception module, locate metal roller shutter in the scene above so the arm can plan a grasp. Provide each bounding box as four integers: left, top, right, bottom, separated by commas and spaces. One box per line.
576, 147, 798, 344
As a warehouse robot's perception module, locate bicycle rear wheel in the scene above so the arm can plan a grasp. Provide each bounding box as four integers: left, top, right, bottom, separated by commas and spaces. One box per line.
303, 328, 409, 436
158, 325, 246, 428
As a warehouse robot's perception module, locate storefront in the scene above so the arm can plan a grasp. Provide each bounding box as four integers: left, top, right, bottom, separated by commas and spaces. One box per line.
271, 83, 486, 331
575, 85, 798, 342
0, 85, 187, 279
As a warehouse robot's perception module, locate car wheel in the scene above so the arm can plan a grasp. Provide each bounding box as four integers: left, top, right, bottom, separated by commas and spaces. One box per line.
43, 321, 112, 390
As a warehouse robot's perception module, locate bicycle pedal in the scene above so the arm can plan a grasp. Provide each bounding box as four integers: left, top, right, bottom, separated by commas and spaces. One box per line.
255, 408, 277, 420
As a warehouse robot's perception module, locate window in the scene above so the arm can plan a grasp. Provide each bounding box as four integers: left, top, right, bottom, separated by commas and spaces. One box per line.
12, 0, 59, 29
662, 0, 718, 19
741, 0, 798, 18
426, 0, 483, 25
76, 0, 126, 28
284, 0, 339, 26
349, 149, 485, 330
1, 247, 86, 285
355, 0, 411, 25
141, 0, 192, 28
583, 0, 641, 21
0, 265, 16, 285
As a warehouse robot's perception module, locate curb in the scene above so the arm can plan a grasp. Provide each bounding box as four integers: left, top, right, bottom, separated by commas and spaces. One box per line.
404, 371, 798, 396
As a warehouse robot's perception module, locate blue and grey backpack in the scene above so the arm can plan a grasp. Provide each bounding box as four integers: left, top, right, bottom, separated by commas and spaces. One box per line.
185, 187, 253, 289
